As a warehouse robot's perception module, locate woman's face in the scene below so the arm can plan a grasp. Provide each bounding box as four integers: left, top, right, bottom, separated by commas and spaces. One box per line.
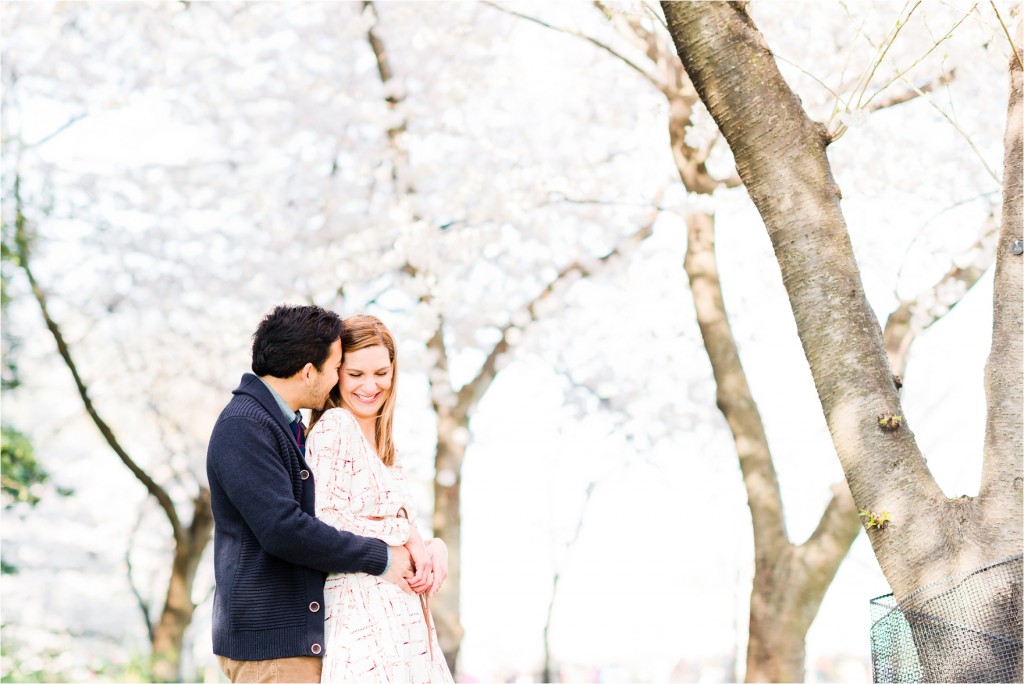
339, 344, 393, 423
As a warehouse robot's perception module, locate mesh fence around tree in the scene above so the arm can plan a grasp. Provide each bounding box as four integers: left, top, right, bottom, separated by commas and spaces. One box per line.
870, 555, 1022, 683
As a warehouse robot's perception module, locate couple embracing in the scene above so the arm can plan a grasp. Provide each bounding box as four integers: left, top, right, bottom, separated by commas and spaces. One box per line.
206, 305, 454, 683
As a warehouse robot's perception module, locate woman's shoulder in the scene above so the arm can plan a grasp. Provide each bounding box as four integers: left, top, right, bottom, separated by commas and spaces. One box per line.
309, 407, 360, 436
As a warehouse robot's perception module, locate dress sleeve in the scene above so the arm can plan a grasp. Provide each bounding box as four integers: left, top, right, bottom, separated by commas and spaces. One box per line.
306, 409, 411, 546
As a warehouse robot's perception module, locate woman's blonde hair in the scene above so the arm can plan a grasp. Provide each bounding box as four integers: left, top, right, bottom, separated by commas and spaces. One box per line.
310, 314, 398, 466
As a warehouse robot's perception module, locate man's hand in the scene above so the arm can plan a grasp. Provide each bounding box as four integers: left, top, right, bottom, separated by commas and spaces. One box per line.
381, 545, 414, 593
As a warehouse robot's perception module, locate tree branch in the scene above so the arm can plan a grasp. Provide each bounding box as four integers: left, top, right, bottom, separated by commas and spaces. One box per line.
799, 480, 861, 575
600, 1, 742, 193
481, 1, 665, 91
363, 1, 414, 198
859, 4, 975, 112
126, 506, 157, 644
990, 0, 1023, 72
457, 193, 665, 410
12, 177, 185, 546
884, 215, 998, 377
851, 0, 924, 109
865, 69, 955, 112
682, 211, 787, 547
542, 479, 597, 682
24, 114, 87, 150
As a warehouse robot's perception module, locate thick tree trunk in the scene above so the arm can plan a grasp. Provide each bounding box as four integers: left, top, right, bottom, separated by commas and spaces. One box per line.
747, 548, 809, 683
978, 24, 1023, 564
662, 3, 1022, 679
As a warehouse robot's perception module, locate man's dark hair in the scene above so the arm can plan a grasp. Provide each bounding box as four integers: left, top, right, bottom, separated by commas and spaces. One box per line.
251, 305, 343, 378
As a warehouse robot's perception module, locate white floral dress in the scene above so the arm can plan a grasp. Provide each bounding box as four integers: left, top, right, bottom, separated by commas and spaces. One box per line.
305, 408, 452, 684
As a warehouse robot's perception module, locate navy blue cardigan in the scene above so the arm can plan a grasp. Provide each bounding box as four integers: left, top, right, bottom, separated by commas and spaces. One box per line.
207, 373, 388, 660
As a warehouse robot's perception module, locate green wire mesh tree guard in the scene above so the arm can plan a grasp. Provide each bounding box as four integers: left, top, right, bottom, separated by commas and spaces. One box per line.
870, 555, 1022, 683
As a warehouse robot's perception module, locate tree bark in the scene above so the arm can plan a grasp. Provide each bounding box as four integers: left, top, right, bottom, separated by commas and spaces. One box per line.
431, 380, 467, 673
151, 490, 215, 682
978, 24, 1023, 559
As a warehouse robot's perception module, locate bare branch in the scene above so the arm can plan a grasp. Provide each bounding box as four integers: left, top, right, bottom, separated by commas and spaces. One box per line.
24, 114, 87, 150
600, 1, 741, 193
542, 479, 597, 682
364, 1, 414, 198
990, 0, 1023, 71
801, 480, 861, 557
426, 324, 453, 415
794, 479, 861, 598
773, 51, 847, 107
108, 330, 195, 490
917, 84, 1002, 184
363, 1, 396, 95
12, 177, 185, 546
831, 8, 999, 179
865, 69, 955, 112
481, 1, 664, 90
126, 507, 156, 645
884, 215, 997, 377
860, 3, 977, 111
683, 211, 787, 545
853, 0, 924, 108
457, 192, 665, 410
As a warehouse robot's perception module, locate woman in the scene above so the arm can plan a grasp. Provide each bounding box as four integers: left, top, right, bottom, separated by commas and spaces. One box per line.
305, 315, 453, 683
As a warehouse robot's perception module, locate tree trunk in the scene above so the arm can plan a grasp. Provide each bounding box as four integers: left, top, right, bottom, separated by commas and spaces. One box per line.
685, 212, 860, 682
979, 22, 1023, 566
431, 408, 466, 675
150, 490, 214, 682
662, 2, 1023, 679
746, 550, 808, 683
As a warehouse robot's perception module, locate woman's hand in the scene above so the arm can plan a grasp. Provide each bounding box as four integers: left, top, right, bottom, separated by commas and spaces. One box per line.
424, 538, 448, 597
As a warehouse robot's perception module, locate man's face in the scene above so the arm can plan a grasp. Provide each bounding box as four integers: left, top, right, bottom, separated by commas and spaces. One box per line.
306, 338, 342, 409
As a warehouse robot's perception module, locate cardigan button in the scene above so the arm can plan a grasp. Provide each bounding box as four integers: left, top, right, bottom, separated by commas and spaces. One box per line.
309, 601, 320, 612
311, 643, 322, 655
299, 470, 310, 480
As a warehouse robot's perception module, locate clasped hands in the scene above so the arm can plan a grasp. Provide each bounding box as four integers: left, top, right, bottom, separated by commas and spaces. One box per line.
383, 526, 447, 597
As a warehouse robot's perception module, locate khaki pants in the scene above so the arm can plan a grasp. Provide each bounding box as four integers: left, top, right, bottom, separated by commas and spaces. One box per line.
216, 655, 322, 683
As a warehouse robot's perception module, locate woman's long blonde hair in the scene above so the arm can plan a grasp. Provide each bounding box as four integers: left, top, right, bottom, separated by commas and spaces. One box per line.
310, 315, 398, 466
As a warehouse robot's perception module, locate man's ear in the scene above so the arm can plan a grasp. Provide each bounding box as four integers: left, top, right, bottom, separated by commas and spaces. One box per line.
300, 362, 315, 384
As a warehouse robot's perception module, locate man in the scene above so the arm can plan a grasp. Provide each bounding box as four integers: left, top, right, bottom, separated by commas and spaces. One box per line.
207, 304, 414, 683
